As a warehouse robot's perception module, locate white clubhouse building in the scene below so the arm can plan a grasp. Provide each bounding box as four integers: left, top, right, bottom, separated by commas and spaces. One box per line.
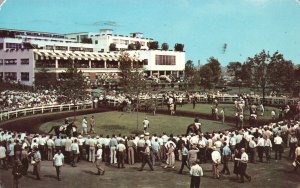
0, 28, 185, 85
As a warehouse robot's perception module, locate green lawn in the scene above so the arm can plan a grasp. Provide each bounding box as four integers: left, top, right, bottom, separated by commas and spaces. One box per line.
165, 103, 278, 120
40, 111, 234, 136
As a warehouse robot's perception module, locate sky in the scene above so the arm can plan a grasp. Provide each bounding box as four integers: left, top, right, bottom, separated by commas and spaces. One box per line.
0, 0, 300, 66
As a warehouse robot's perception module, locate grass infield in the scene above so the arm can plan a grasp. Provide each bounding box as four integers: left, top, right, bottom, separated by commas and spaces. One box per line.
40, 111, 234, 136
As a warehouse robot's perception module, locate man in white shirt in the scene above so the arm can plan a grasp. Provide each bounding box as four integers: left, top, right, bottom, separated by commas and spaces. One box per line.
274, 134, 283, 160
53, 149, 64, 181
143, 117, 150, 133
95, 144, 105, 175
211, 147, 221, 179
0, 143, 7, 169
82, 117, 88, 135
239, 148, 251, 183
248, 137, 257, 163
71, 139, 79, 167
190, 159, 203, 188
47, 136, 55, 161
116, 140, 126, 168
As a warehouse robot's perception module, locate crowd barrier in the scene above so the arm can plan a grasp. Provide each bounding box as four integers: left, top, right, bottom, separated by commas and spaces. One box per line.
103, 95, 299, 107
0, 102, 93, 122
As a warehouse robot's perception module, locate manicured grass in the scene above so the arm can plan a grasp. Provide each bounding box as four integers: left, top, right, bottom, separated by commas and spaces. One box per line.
40, 111, 234, 136
164, 103, 278, 120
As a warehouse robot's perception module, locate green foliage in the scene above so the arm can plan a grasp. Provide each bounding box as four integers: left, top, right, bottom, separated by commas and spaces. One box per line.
135, 41, 141, 50
161, 43, 169, 51
109, 43, 117, 51
147, 41, 159, 50
207, 57, 221, 86
57, 66, 87, 106
35, 66, 57, 90
174, 43, 184, 51
118, 52, 147, 96
227, 62, 242, 84
199, 64, 213, 90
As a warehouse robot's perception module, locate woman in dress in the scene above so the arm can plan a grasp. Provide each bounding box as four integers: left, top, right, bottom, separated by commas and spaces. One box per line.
164, 143, 175, 169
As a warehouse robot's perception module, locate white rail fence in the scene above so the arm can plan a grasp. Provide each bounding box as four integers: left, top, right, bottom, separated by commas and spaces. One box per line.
0, 102, 93, 122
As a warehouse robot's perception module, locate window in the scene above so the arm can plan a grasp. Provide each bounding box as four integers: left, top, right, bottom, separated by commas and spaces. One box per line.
4, 72, 17, 80
83, 48, 93, 52
0, 59, 3, 65
5, 43, 22, 49
55, 46, 68, 50
0, 72, 3, 79
0, 43, 3, 50
46, 45, 54, 50
4, 59, 17, 65
21, 72, 29, 81
155, 55, 176, 65
70, 47, 82, 51
21, 58, 29, 65
95, 40, 98, 44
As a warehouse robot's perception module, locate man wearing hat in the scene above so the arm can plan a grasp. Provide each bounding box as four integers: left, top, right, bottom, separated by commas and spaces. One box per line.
211, 146, 221, 179
139, 143, 154, 171
116, 140, 126, 168
95, 144, 105, 175
31, 147, 42, 180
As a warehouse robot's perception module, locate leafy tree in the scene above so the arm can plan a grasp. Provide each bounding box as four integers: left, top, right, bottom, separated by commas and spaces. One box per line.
184, 60, 198, 89
174, 43, 184, 51
161, 43, 169, 51
246, 50, 270, 102
199, 64, 213, 90
135, 41, 141, 50
35, 66, 57, 90
240, 61, 253, 87
109, 43, 117, 51
147, 41, 159, 50
57, 67, 87, 119
118, 52, 147, 129
267, 51, 294, 93
128, 43, 135, 50
207, 57, 221, 88
227, 62, 242, 84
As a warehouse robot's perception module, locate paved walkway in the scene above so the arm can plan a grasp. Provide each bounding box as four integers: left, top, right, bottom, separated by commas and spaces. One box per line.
0, 154, 299, 188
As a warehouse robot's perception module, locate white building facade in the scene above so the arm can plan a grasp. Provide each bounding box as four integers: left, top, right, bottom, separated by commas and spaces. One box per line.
0, 28, 185, 85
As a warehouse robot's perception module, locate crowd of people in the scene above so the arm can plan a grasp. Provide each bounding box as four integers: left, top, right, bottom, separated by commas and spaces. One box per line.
0, 90, 92, 113
1, 114, 300, 187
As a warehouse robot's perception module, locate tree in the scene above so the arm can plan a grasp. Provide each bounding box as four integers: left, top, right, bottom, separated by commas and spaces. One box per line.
34, 66, 57, 90
135, 42, 141, 50
128, 43, 135, 50
148, 41, 159, 50
267, 51, 294, 93
199, 64, 213, 90
227, 62, 242, 84
246, 50, 270, 103
174, 43, 184, 51
207, 57, 221, 89
161, 43, 169, 51
240, 61, 253, 87
184, 60, 199, 89
57, 67, 87, 119
109, 43, 117, 51
118, 52, 147, 129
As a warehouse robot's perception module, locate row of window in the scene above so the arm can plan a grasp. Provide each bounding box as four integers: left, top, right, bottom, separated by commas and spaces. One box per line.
0, 72, 30, 81
0, 58, 29, 65
155, 55, 176, 65
5, 43, 23, 49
